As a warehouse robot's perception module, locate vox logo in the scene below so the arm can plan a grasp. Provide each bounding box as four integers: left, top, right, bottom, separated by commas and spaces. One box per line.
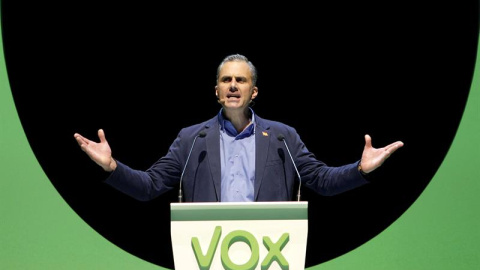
191, 226, 290, 270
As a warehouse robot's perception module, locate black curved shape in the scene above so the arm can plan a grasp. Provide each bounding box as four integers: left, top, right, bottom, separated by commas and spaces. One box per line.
2, 1, 478, 268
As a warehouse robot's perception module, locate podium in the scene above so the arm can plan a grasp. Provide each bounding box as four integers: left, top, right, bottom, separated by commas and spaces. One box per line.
170, 201, 308, 270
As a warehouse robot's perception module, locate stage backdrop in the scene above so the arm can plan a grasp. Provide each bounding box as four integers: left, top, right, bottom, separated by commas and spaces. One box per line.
1, 2, 479, 270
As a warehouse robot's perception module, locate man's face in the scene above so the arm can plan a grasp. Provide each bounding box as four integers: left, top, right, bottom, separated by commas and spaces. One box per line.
215, 61, 258, 112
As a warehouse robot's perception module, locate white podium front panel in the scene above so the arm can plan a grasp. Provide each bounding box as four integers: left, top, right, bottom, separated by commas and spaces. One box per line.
171, 202, 308, 270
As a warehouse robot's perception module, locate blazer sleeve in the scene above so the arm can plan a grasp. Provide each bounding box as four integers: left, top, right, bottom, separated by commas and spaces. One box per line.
103, 131, 188, 201
286, 128, 369, 196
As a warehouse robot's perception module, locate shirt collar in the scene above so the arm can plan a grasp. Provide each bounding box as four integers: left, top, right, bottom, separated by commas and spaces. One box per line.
218, 108, 256, 138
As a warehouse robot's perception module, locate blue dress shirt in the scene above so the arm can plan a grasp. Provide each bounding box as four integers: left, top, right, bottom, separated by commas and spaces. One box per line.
218, 109, 256, 202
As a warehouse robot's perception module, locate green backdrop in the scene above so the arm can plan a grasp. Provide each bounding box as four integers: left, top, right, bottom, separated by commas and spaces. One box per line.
1, 15, 479, 270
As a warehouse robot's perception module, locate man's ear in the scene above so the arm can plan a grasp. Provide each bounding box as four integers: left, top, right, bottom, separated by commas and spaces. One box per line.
251, 86, 258, 99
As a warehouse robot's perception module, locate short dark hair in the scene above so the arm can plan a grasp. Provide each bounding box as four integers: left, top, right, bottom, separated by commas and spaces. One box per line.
216, 54, 258, 86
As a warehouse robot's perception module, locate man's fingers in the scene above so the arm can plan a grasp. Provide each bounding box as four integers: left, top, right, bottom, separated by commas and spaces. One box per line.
74, 133, 87, 145
383, 141, 404, 158
387, 141, 404, 151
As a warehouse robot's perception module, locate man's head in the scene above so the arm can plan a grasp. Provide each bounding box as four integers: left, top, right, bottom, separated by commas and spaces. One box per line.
215, 54, 258, 113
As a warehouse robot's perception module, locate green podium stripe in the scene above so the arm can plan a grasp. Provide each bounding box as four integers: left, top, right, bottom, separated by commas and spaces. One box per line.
171, 202, 308, 221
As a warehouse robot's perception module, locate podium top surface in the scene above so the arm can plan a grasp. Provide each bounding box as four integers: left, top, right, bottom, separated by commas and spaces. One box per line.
171, 201, 308, 221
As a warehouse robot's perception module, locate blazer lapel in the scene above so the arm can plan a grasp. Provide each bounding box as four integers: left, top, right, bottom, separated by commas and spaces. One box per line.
254, 121, 271, 201
205, 119, 222, 201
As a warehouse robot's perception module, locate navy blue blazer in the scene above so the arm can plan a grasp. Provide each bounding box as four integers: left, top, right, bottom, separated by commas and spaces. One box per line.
105, 115, 369, 202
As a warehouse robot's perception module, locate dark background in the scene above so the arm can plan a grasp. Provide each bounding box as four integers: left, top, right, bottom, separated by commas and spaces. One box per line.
2, 1, 478, 268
